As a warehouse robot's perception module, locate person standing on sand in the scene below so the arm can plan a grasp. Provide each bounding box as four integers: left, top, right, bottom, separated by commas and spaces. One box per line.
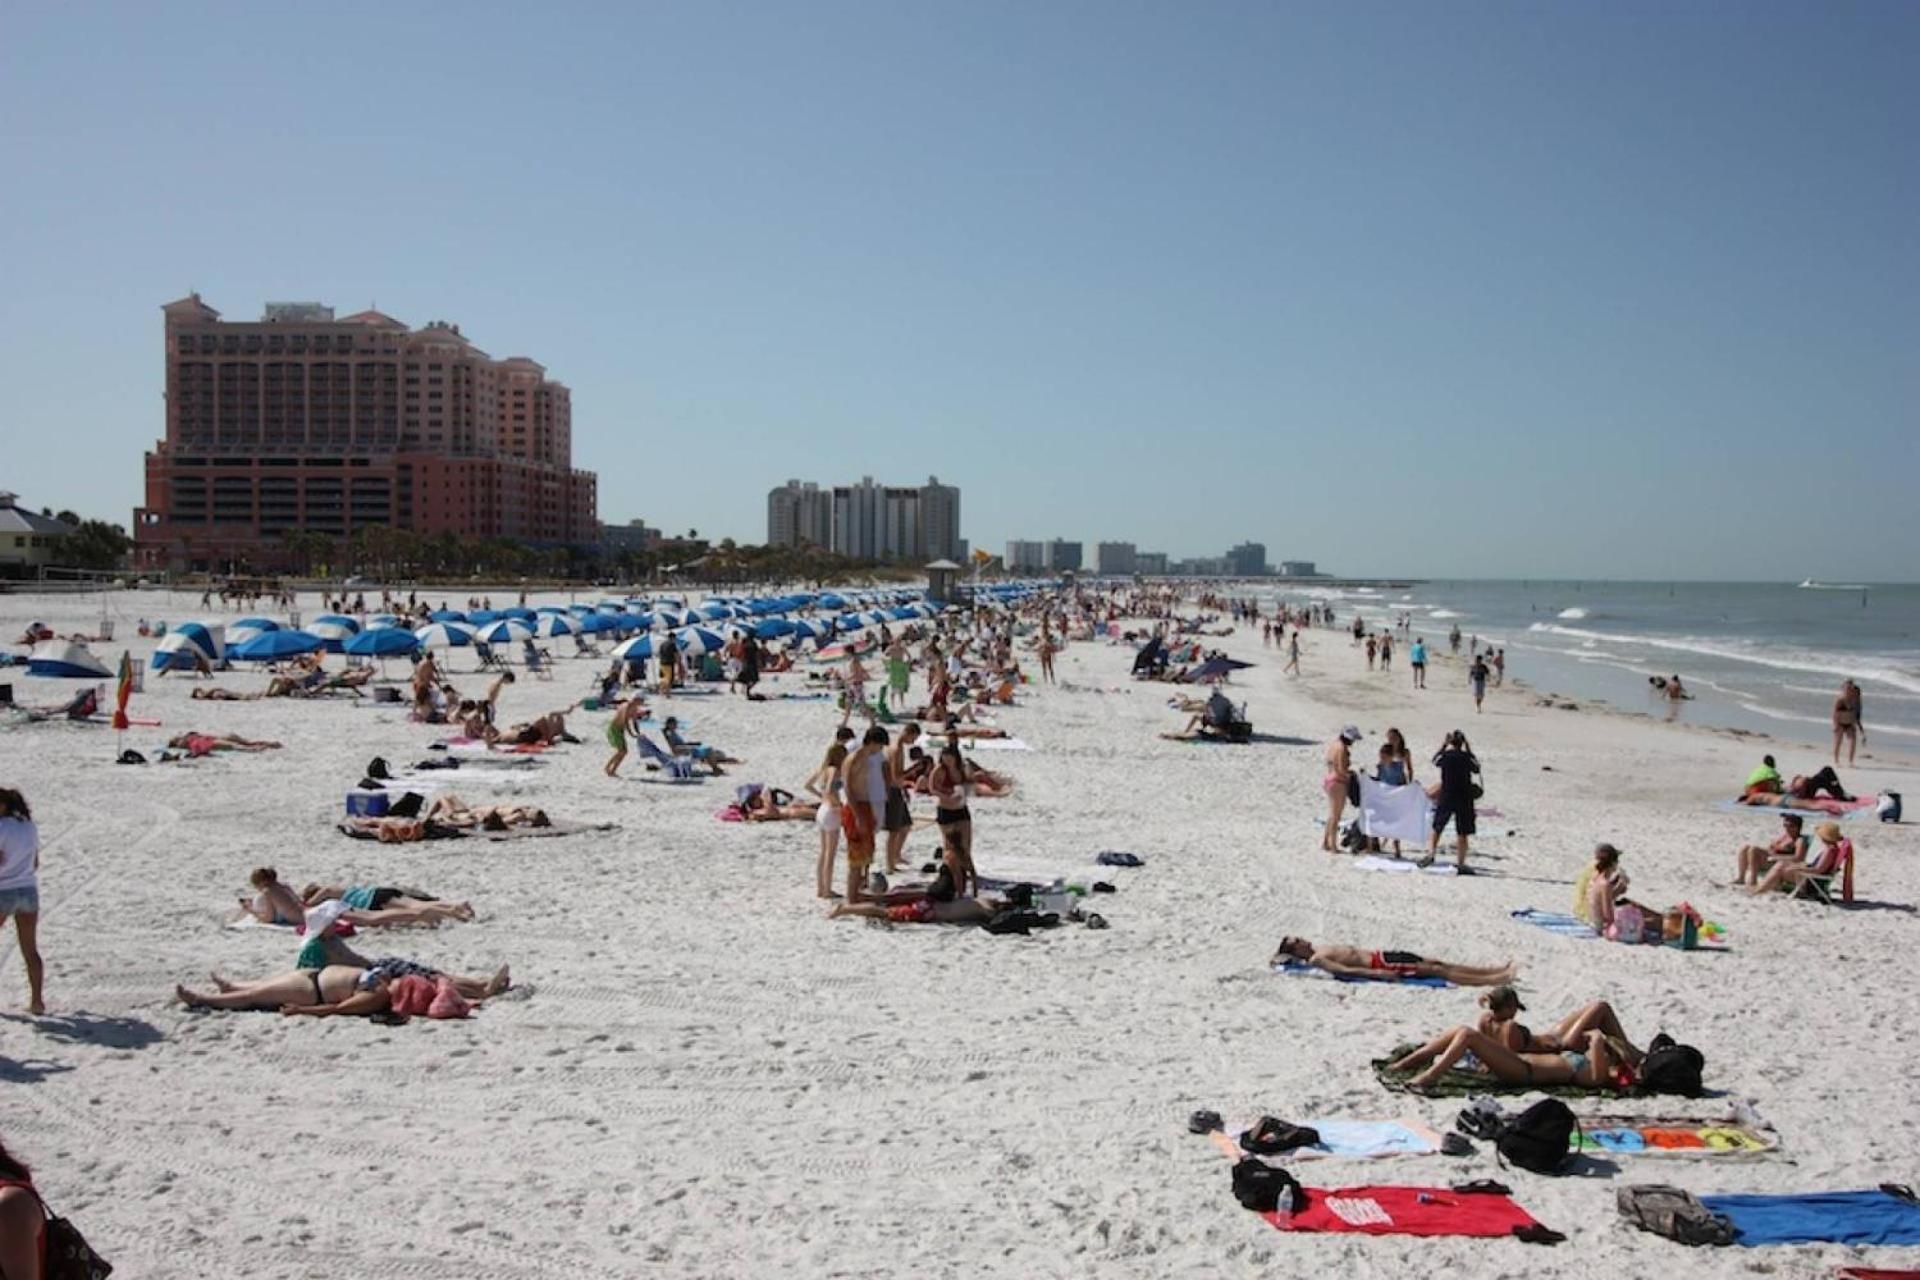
1492, 648, 1506, 687
1833, 679, 1863, 765
1469, 654, 1490, 713
1419, 730, 1480, 873
1284, 632, 1301, 675
1365, 634, 1378, 670
604, 696, 647, 778
0, 790, 46, 1015
1409, 636, 1428, 688
657, 633, 680, 698
881, 722, 920, 874
1379, 633, 1393, 671
841, 726, 888, 900
1321, 725, 1361, 852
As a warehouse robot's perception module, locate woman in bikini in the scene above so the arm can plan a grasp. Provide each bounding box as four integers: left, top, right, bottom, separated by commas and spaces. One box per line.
1320, 726, 1359, 852
177, 961, 509, 1014
1389, 990, 1643, 1093
928, 742, 979, 898
807, 744, 849, 898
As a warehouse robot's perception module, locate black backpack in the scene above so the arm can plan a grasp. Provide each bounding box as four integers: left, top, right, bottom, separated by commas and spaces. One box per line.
1238, 1117, 1322, 1156
1637, 1034, 1706, 1097
1495, 1099, 1578, 1174
1231, 1157, 1304, 1213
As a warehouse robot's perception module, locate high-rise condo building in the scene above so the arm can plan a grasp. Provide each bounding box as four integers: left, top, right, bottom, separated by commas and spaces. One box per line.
135, 295, 597, 571
1227, 541, 1269, 576
1096, 541, 1137, 576
767, 475, 961, 563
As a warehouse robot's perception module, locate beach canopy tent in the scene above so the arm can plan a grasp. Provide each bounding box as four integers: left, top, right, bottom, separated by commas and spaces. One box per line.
150, 623, 223, 671
28, 640, 112, 679
344, 628, 421, 658
228, 617, 282, 645
414, 622, 476, 649
231, 629, 325, 662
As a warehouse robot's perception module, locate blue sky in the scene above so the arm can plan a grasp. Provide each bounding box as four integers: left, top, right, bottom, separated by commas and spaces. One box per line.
1, 2, 1913, 579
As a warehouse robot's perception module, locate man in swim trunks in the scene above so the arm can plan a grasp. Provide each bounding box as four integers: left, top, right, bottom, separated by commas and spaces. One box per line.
1272, 936, 1516, 986
841, 726, 887, 900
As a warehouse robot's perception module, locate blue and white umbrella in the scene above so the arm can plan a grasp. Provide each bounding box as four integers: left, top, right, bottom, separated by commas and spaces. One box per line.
789, 619, 832, 640
475, 619, 534, 645
672, 626, 727, 657
752, 618, 798, 640
501, 607, 537, 621
468, 609, 503, 626
533, 613, 578, 639
577, 613, 622, 635
609, 633, 655, 661
429, 610, 469, 624
697, 601, 734, 621
344, 628, 421, 658
415, 621, 475, 649
309, 614, 361, 651
365, 614, 403, 631
817, 593, 847, 610
231, 629, 324, 661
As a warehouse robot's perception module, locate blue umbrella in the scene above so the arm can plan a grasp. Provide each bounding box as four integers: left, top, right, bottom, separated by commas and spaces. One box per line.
673, 626, 727, 656
697, 602, 732, 620
232, 629, 324, 661
534, 613, 578, 638
430, 610, 468, 624
501, 607, 537, 621
415, 622, 475, 649
609, 634, 654, 661
835, 613, 866, 631
469, 609, 503, 626
565, 604, 595, 617
233, 616, 281, 633
576, 613, 621, 635
345, 628, 421, 658
753, 618, 798, 640
475, 619, 534, 645
365, 614, 403, 630
817, 593, 847, 609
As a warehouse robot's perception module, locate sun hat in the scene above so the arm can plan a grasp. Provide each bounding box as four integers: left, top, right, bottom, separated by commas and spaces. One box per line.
1339, 724, 1363, 742
1815, 821, 1843, 844
303, 899, 350, 937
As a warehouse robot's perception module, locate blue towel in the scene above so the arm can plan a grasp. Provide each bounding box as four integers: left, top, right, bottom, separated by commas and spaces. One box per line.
1511, 907, 1600, 939
1271, 960, 1449, 988
1714, 798, 1865, 822
1700, 1189, 1920, 1247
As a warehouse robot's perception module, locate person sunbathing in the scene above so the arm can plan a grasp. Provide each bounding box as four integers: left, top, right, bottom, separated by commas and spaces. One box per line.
1750, 821, 1848, 895
1272, 936, 1517, 986
1389, 1016, 1629, 1093
1734, 814, 1809, 887
739, 785, 817, 822
1737, 765, 1853, 806
298, 880, 474, 926
497, 709, 577, 747
191, 686, 260, 701
1473, 988, 1645, 1063
828, 869, 999, 925
167, 732, 281, 755
177, 958, 509, 1015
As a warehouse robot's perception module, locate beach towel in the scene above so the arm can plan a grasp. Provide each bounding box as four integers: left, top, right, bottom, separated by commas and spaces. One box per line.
1353, 856, 1457, 876
1715, 796, 1875, 822
1373, 1046, 1620, 1098
1272, 959, 1449, 988
1694, 1189, 1920, 1247
1579, 1119, 1775, 1156
1511, 908, 1600, 940
479, 820, 613, 841
1209, 1122, 1443, 1162
1257, 1184, 1554, 1240
965, 737, 1032, 752
1357, 776, 1433, 845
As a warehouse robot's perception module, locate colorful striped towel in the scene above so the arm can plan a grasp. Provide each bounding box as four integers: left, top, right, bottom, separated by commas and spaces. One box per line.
1272, 959, 1449, 988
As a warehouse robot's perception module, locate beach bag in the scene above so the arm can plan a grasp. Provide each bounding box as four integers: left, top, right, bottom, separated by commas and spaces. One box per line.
1882, 791, 1903, 823
1611, 904, 1645, 944
1495, 1099, 1578, 1175
1345, 772, 1361, 805
1662, 907, 1699, 950
15, 1186, 114, 1279
1616, 1183, 1735, 1246
1231, 1158, 1303, 1213
1637, 1034, 1705, 1097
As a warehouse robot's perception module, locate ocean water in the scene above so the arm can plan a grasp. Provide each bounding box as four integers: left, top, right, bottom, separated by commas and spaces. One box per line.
1261, 580, 1920, 746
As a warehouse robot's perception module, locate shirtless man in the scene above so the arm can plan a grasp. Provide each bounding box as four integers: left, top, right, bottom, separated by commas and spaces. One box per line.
1272, 936, 1515, 986
840, 726, 888, 900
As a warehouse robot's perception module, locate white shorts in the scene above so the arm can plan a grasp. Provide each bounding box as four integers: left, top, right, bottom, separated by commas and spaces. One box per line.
816, 803, 841, 833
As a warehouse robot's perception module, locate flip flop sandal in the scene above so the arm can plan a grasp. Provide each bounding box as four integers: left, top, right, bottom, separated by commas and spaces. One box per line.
1085, 913, 1109, 930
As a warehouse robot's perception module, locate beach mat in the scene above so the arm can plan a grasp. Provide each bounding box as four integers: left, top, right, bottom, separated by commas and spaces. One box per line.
1208, 1122, 1444, 1162
1714, 796, 1875, 822
1373, 1045, 1620, 1098
1272, 959, 1449, 988
1512, 907, 1732, 951
1693, 1189, 1920, 1247
1353, 856, 1458, 876
338, 820, 611, 842
1256, 1184, 1553, 1240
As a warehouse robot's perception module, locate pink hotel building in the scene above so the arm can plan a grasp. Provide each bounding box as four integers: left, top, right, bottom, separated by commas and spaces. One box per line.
135, 295, 597, 572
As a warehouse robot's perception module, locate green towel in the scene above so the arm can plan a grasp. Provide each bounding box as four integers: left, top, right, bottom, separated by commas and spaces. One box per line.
1372, 1044, 1621, 1098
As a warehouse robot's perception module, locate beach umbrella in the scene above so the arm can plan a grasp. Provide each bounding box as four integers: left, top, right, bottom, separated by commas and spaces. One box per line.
313, 613, 360, 633
414, 621, 475, 649
565, 604, 594, 617
859, 610, 891, 626
575, 612, 621, 635
501, 607, 537, 621
345, 628, 421, 658
232, 616, 281, 633
475, 619, 534, 645
309, 615, 360, 652
468, 609, 503, 626
365, 614, 402, 630
835, 613, 866, 632
697, 601, 733, 620
753, 618, 798, 640
430, 609, 468, 624
609, 633, 654, 661
231, 629, 324, 661
533, 613, 578, 639
788, 619, 831, 640
672, 626, 726, 656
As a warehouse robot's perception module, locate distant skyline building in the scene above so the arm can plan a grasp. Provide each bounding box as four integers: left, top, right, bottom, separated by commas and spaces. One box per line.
1227, 541, 1268, 576
1043, 539, 1082, 573
1004, 540, 1045, 573
136, 294, 597, 572
1096, 541, 1136, 576
1135, 551, 1169, 576
601, 518, 662, 555
767, 475, 961, 563
1277, 560, 1320, 578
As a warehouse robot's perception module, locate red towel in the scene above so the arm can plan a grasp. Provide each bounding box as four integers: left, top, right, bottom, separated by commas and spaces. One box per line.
1265, 1185, 1543, 1238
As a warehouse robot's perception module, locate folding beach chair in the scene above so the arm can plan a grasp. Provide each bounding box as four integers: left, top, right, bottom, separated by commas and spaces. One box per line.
474, 642, 507, 672
636, 734, 696, 780
1792, 839, 1854, 905
523, 645, 554, 681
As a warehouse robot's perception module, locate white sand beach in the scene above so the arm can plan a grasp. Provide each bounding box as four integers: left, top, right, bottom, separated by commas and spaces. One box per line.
2, 587, 1917, 1278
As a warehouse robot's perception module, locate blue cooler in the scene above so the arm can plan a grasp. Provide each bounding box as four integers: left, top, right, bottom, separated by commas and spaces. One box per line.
346, 789, 390, 818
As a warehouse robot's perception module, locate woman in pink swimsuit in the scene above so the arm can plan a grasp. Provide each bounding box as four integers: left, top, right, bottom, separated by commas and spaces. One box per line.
1321, 726, 1361, 852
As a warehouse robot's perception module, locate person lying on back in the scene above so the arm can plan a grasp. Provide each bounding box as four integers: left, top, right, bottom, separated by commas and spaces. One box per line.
1271, 936, 1515, 986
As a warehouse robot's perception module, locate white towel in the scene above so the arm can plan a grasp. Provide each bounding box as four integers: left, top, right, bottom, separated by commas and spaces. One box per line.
1357, 776, 1433, 844
966, 737, 1032, 752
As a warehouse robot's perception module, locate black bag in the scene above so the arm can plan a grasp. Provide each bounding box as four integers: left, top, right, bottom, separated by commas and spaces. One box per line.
1616, 1183, 1735, 1246
385, 791, 426, 819
21, 1188, 113, 1279
1238, 1117, 1321, 1156
1495, 1099, 1577, 1174
1231, 1157, 1303, 1213
1637, 1034, 1705, 1097
1345, 771, 1361, 805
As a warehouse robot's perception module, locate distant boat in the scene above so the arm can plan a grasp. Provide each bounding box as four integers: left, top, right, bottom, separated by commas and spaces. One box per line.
1799, 580, 1869, 591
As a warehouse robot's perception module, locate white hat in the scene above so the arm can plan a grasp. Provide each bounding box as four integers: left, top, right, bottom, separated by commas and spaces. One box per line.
303, 899, 349, 936
1340, 724, 1363, 742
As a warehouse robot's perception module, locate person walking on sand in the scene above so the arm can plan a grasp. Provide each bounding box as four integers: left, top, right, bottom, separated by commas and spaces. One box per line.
1321, 725, 1361, 852
1379, 632, 1393, 671
604, 696, 647, 778
881, 722, 920, 874
1409, 636, 1428, 689
1365, 634, 1378, 670
1284, 631, 1301, 675
657, 633, 680, 698
1469, 654, 1490, 713
1492, 648, 1505, 687
1833, 679, 1863, 766
0, 789, 46, 1015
